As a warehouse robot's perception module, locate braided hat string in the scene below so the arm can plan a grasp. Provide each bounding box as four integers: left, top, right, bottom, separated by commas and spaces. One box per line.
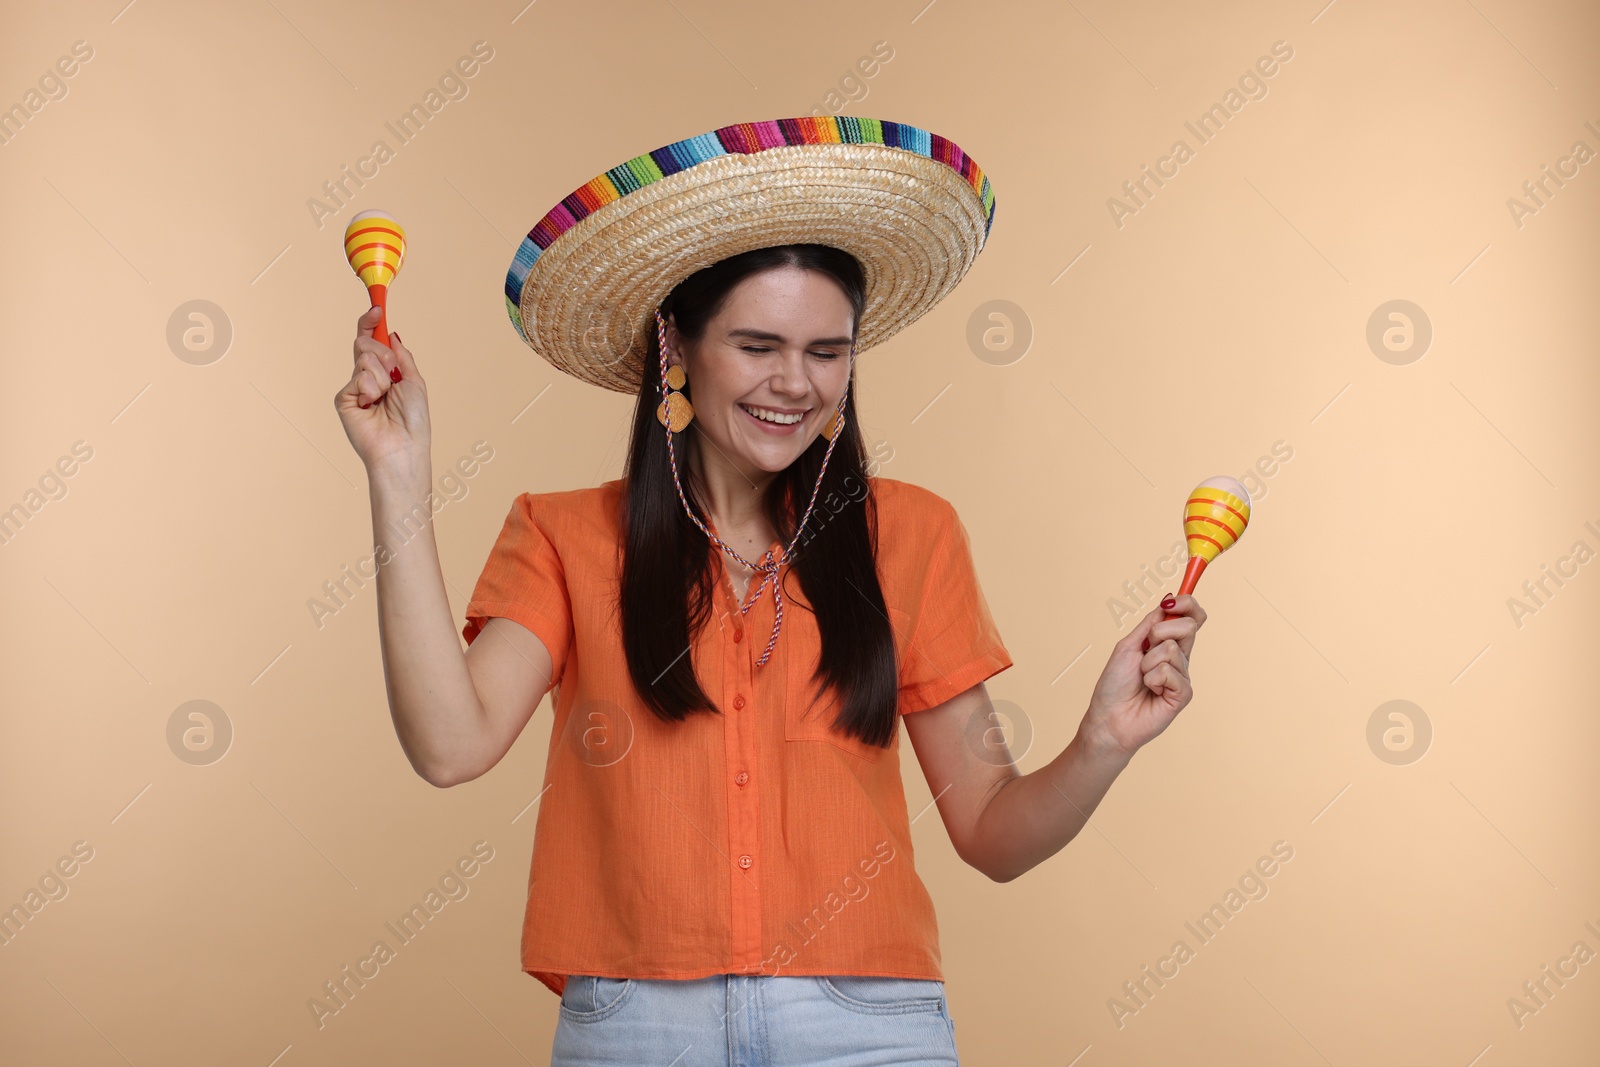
656, 306, 855, 669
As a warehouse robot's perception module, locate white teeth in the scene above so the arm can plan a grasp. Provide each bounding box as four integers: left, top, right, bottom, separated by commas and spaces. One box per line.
741, 404, 804, 425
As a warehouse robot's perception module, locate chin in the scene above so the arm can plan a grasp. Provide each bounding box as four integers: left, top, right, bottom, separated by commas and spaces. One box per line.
742, 438, 816, 473
751, 450, 806, 474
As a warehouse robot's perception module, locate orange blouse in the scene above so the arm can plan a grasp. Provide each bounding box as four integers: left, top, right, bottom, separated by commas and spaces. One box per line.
461, 475, 1012, 998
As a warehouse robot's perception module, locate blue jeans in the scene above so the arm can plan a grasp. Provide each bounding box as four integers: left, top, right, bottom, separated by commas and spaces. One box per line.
551, 973, 960, 1065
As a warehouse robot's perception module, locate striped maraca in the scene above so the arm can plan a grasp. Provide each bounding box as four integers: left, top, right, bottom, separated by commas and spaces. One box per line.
1166, 476, 1251, 620
343, 210, 406, 348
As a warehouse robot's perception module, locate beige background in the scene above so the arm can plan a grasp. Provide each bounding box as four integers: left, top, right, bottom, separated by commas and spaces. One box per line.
3, 0, 1597, 1062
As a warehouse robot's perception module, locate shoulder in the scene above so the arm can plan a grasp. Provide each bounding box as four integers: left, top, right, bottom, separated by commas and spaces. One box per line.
869, 476, 959, 525
868, 476, 963, 554
508, 478, 625, 543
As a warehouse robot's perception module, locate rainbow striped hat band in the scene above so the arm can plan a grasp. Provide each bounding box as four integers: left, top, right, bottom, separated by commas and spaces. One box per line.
504, 115, 997, 393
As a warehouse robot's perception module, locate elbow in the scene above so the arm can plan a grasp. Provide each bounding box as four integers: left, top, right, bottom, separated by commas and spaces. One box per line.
406, 745, 454, 787
418, 764, 459, 789
417, 757, 478, 789
406, 730, 492, 788
961, 847, 1022, 884
980, 860, 1024, 884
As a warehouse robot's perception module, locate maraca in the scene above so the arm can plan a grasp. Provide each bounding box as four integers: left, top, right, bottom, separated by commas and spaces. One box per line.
1165, 476, 1251, 621
343, 209, 406, 348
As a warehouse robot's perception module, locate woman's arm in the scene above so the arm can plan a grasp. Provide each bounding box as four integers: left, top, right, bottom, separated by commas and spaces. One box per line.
369, 469, 553, 787
336, 309, 552, 787
903, 595, 1204, 882
931, 703, 1134, 884
904, 681, 1130, 883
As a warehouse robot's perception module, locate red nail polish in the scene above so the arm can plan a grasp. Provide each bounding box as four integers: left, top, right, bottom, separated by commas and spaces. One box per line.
390, 366, 402, 383
1161, 594, 1176, 609
1141, 637, 1150, 653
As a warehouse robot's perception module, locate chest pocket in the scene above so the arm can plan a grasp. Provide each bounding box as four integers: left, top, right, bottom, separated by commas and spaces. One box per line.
782, 600, 910, 765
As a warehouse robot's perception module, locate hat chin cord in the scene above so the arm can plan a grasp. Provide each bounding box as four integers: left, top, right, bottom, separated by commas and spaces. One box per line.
653, 305, 856, 669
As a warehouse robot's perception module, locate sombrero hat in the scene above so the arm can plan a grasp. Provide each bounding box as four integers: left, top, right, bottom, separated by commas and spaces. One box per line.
504, 115, 997, 394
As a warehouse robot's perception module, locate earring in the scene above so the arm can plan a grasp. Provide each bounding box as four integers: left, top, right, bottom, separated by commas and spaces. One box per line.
656, 362, 695, 431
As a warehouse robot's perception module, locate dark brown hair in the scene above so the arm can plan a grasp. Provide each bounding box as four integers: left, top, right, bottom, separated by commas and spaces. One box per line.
616, 244, 898, 748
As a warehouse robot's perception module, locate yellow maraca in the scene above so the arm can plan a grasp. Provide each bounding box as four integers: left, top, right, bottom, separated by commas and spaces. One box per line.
343, 209, 406, 348
1166, 475, 1251, 620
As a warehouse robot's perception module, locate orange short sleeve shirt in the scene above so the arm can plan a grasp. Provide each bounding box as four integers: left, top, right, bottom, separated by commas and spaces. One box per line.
462, 476, 1012, 998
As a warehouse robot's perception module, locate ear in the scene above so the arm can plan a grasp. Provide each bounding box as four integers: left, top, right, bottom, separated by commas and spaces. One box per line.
660, 313, 685, 369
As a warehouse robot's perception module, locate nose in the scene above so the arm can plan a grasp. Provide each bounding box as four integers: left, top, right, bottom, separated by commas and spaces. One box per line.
770, 347, 810, 399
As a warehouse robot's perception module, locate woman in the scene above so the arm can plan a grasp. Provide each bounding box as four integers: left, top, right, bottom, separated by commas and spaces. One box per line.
335, 117, 1204, 1065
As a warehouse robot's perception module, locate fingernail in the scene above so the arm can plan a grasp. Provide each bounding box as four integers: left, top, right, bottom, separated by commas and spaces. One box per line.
1161, 594, 1176, 609
390, 366, 402, 383
1140, 637, 1150, 653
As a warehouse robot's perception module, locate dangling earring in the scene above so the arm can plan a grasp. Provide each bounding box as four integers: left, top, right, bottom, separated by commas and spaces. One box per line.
656, 361, 694, 431
654, 306, 695, 432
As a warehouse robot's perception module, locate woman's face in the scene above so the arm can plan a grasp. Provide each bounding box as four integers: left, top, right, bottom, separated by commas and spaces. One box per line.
664, 265, 855, 479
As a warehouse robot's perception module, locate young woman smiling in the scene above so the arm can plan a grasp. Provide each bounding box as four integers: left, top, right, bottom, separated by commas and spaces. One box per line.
333, 117, 1204, 1065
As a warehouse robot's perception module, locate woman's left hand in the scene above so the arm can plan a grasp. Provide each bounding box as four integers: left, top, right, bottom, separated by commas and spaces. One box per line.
1077, 594, 1207, 761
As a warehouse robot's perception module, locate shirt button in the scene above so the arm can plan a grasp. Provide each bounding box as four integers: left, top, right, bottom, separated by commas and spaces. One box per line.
735, 771, 749, 786
738, 854, 752, 868
733, 627, 744, 643
733, 695, 746, 710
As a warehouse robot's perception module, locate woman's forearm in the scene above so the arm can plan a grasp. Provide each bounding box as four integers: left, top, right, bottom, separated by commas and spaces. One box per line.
369, 465, 487, 785
967, 726, 1135, 883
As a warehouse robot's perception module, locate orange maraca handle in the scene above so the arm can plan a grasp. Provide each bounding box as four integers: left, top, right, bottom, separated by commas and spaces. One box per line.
1164, 556, 1208, 620
367, 283, 391, 349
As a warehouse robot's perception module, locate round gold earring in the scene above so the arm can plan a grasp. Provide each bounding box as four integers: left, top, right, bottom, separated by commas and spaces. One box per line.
656, 362, 695, 431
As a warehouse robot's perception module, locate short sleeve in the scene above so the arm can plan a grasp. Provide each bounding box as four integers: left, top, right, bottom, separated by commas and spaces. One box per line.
462, 493, 572, 693
897, 498, 1013, 714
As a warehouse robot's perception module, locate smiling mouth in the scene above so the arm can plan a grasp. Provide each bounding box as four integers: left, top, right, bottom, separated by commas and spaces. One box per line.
738, 403, 809, 426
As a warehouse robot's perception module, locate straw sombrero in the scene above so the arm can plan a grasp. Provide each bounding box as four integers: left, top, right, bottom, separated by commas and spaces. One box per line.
504, 116, 996, 394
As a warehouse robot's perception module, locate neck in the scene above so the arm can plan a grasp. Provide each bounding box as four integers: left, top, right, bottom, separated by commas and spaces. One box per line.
688, 433, 777, 534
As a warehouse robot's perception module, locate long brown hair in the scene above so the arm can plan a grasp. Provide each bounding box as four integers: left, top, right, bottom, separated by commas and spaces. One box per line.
616, 245, 899, 748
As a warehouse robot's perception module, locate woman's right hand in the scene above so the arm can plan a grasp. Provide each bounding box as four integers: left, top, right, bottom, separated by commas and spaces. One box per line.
335, 305, 431, 478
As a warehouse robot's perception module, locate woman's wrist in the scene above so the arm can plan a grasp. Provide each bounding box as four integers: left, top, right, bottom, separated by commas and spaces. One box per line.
1073, 716, 1139, 770
366, 452, 434, 498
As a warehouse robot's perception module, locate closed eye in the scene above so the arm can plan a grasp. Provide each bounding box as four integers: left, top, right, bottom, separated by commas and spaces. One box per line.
740, 345, 842, 360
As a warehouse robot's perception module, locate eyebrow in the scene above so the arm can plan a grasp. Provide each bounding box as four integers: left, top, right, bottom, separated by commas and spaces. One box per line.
726, 328, 854, 346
